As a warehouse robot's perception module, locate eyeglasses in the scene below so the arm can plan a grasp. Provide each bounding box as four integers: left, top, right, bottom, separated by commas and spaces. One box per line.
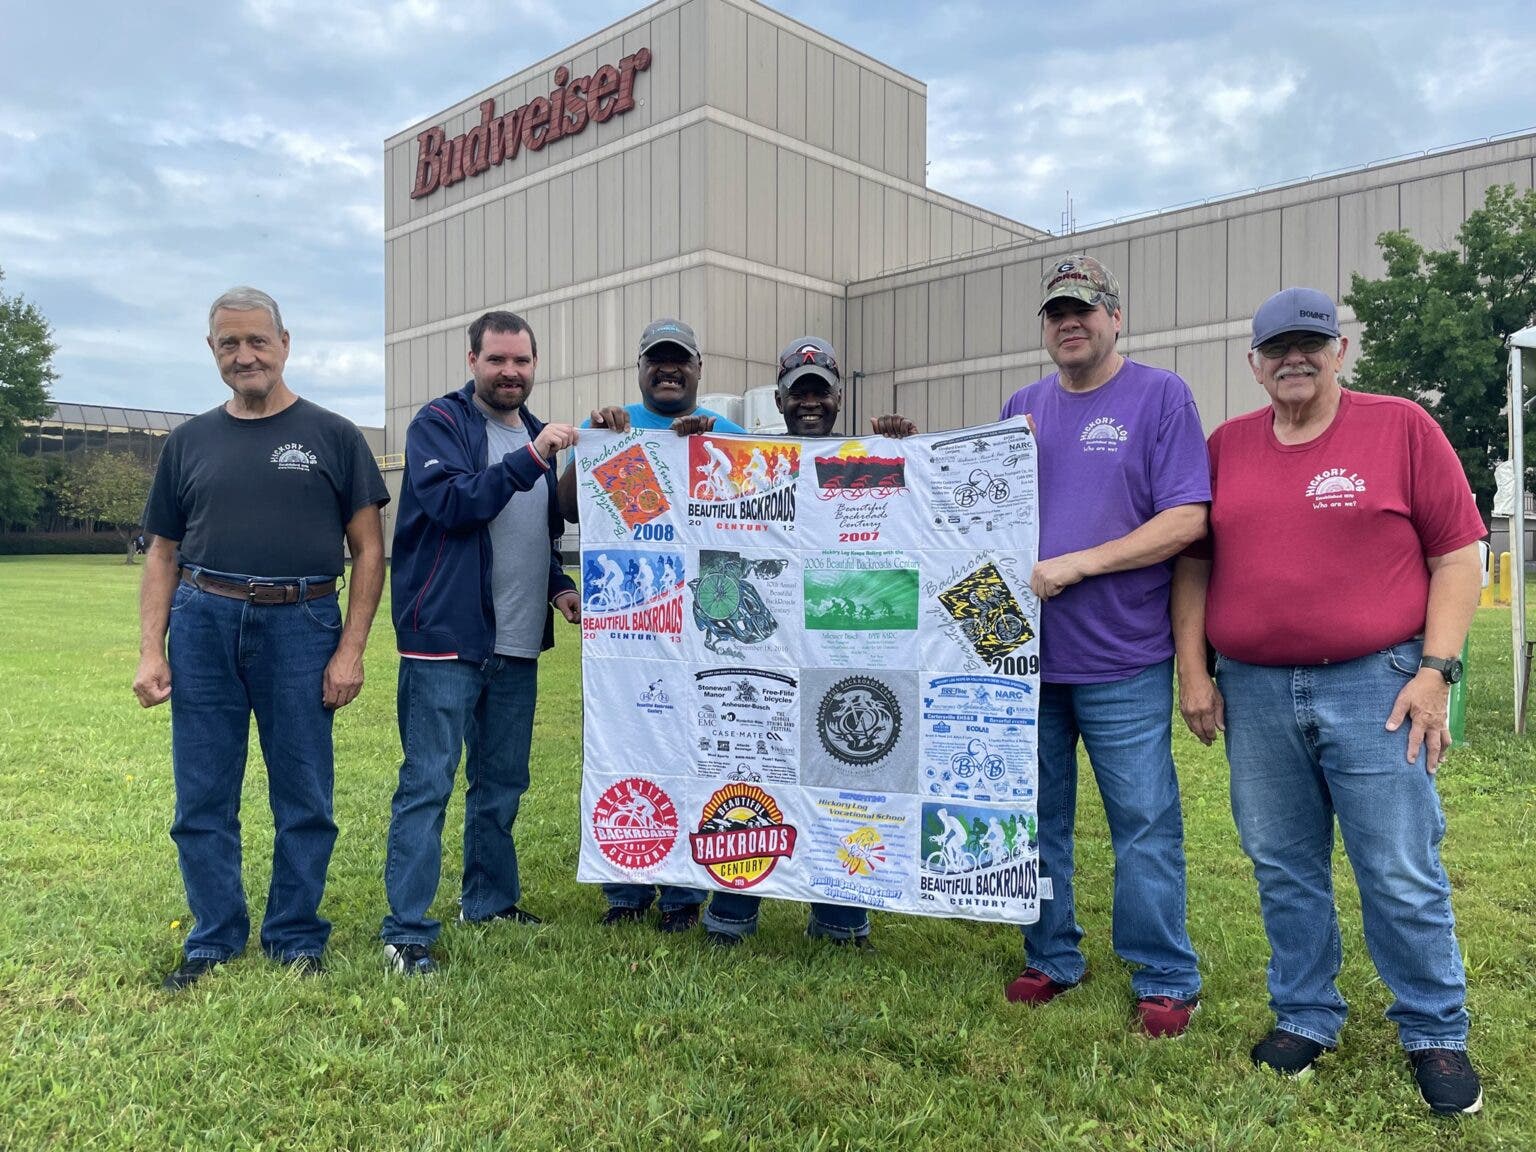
778, 346, 839, 380
1257, 334, 1332, 359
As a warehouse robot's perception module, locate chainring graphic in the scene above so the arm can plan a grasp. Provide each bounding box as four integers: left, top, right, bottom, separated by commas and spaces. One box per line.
817, 675, 902, 766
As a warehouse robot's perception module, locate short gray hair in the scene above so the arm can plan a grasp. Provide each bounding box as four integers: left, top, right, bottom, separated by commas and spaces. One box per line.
208, 286, 285, 337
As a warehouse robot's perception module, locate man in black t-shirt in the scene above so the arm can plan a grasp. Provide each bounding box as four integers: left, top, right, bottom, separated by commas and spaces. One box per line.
134, 286, 388, 992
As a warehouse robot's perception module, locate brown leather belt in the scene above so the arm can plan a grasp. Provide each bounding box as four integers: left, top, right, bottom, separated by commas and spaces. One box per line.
181, 569, 337, 605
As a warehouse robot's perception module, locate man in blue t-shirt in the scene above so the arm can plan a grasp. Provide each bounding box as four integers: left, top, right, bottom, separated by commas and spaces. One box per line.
558, 317, 746, 931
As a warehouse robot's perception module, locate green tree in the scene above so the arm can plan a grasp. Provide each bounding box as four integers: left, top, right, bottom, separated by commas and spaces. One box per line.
57, 451, 154, 563
0, 267, 58, 528
1345, 184, 1536, 512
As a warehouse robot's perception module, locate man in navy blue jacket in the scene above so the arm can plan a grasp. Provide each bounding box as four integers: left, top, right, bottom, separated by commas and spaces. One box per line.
382, 310, 579, 976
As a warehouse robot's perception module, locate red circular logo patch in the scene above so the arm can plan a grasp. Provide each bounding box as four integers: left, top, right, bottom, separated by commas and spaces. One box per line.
591, 778, 680, 872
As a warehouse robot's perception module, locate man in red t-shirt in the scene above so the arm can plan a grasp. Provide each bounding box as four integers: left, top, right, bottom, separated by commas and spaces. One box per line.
1171, 288, 1485, 1115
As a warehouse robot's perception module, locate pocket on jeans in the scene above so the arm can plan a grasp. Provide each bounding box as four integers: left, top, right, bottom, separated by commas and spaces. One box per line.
1383, 640, 1423, 678
170, 582, 197, 613
301, 594, 343, 631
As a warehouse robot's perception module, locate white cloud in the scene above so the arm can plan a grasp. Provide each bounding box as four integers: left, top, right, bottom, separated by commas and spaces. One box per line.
240, 0, 570, 58
287, 343, 387, 384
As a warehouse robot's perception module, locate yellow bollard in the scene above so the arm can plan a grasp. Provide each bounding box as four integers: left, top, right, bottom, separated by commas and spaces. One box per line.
1499, 552, 1513, 605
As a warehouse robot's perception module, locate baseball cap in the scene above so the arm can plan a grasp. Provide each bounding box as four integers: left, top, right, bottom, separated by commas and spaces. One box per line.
776, 336, 841, 394
1039, 255, 1121, 314
1251, 287, 1340, 348
638, 317, 700, 359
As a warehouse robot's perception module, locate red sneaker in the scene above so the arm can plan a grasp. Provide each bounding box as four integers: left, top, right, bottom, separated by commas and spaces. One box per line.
1136, 995, 1199, 1037
1005, 966, 1079, 1005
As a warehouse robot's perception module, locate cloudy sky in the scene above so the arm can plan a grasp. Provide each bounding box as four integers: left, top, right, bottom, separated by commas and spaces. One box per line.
3, 0, 1533, 425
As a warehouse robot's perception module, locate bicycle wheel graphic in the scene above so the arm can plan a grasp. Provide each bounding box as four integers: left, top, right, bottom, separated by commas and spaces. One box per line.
694, 570, 742, 620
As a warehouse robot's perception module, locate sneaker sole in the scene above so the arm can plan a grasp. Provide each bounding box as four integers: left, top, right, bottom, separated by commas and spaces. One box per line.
1427, 1089, 1483, 1116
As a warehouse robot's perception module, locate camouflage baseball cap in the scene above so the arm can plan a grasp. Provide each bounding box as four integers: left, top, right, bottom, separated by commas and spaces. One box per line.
1038, 255, 1121, 314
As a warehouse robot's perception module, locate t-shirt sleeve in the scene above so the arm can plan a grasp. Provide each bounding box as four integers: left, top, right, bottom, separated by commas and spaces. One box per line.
343, 424, 390, 517
1150, 377, 1212, 512
142, 434, 186, 541
1408, 407, 1486, 556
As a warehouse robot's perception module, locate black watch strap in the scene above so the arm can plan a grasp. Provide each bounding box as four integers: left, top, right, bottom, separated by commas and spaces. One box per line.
1419, 656, 1462, 684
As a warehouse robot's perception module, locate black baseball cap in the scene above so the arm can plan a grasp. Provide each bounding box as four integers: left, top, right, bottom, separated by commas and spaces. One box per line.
638, 317, 700, 359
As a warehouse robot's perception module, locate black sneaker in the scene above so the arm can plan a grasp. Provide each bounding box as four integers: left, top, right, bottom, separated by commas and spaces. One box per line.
160, 956, 224, 992
1250, 1028, 1335, 1075
384, 943, 438, 976
705, 929, 742, 948
461, 905, 542, 925
658, 906, 700, 933
819, 933, 875, 951
600, 906, 646, 926
282, 954, 325, 977
1410, 1048, 1483, 1115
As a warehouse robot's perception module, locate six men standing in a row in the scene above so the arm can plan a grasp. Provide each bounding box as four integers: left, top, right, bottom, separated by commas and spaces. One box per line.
134, 260, 1485, 1114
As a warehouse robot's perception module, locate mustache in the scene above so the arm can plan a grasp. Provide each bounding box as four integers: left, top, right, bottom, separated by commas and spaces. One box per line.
1275, 365, 1318, 379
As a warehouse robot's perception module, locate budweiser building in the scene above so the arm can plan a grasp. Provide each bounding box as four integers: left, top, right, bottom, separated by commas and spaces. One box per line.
383, 0, 1536, 514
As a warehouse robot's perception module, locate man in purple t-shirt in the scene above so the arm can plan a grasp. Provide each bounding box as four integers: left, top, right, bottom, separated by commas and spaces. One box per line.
998, 255, 1210, 1036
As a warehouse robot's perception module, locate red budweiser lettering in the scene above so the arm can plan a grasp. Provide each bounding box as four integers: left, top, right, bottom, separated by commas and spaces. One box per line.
411, 49, 653, 199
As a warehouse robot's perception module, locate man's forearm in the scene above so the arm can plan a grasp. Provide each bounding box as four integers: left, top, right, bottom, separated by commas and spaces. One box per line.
1170, 556, 1212, 681
139, 538, 179, 655
1079, 504, 1207, 578
1422, 543, 1483, 660
338, 513, 385, 656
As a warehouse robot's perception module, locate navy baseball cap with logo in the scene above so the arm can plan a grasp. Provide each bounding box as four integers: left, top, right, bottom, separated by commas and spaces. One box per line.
1251, 287, 1340, 348
776, 336, 841, 395
638, 317, 700, 359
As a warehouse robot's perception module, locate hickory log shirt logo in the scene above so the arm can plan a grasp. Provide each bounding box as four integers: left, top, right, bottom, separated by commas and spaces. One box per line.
1306, 467, 1366, 509
271, 442, 319, 472
1079, 417, 1127, 453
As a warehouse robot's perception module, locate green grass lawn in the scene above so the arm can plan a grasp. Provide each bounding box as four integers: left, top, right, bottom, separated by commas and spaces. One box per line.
0, 555, 1532, 1151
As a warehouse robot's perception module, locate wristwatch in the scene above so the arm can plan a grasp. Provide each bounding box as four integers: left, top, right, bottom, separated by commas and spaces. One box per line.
1419, 656, 1463, 684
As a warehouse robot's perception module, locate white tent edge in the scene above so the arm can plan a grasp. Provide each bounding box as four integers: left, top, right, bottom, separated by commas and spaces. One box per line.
1507, 326, 1536, 732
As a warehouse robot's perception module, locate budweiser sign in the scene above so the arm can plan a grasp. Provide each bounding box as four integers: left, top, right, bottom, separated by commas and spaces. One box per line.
411, 48, 653, 199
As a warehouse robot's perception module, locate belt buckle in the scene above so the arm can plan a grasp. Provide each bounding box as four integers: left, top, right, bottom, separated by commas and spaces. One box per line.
247, 580, 283, 604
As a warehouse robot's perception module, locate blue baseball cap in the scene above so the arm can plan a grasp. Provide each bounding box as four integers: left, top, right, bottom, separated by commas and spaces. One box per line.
1252, 287, 1340, 348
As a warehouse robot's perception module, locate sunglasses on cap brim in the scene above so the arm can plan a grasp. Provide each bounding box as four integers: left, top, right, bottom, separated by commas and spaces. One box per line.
777, 349, 839, 380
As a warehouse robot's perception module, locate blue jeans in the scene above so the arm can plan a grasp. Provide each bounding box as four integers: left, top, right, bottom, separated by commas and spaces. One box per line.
167, 571, 341, 963
602, 883, 705, 913
1221, 642, 1469, 1051
382, 655, 538, 946
702, 893, 870, 941
1024, 658, 1200, 999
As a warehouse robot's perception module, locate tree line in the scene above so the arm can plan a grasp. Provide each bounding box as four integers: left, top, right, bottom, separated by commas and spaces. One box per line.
0, 267, 152, 562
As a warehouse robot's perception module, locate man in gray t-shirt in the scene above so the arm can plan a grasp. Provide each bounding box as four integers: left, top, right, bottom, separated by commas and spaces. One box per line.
380, 310, 579, 977
485, 419, 554, 658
